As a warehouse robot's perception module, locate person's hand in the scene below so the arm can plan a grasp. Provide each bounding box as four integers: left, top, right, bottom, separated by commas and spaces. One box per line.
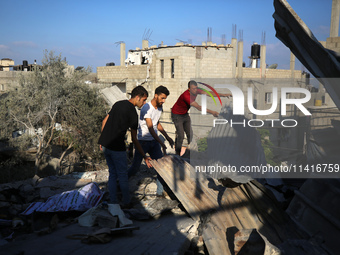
167, 137, 174, 148
144, 156, 152, 168
212, 111, 219, 117
100, 145, 103, 151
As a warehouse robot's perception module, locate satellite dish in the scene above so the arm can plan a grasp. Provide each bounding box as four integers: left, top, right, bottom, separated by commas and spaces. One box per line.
268, 63, 278, 69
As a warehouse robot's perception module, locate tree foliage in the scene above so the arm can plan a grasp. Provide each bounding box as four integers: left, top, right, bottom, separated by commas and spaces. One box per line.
0, 50, 108, 174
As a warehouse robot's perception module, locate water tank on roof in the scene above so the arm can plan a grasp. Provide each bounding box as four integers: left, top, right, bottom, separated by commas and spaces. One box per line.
106, 62, 115, 66
251, 43, 261, 58
23, 60, 28, 66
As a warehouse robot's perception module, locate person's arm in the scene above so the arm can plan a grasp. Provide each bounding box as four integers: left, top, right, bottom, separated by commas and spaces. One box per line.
131, 129, 152, 168
157, 122, 174, 149
219, 93, 232, 98
145, 118, 167, 154
190, 101, 219, 117
99, 114, 110, 151
198, 90, 232, 98
101, 114, 109, 131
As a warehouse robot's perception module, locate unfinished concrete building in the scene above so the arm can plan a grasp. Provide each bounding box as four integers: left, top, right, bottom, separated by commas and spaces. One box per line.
0, 58, 15, 93
97, 35, 313, 163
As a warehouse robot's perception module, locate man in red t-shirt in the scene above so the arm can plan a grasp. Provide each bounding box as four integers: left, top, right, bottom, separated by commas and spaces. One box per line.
171, 80, 231, 155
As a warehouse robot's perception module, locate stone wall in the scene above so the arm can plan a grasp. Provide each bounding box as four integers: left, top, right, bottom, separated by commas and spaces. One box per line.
0, 71, 28, 92
97, 65, 148, 83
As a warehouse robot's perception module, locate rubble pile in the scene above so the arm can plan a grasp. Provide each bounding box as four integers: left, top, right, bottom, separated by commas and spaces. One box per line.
0, 165, 204, 254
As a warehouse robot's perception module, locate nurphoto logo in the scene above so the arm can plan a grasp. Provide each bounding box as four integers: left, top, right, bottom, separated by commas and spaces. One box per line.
200, 84, 312, 128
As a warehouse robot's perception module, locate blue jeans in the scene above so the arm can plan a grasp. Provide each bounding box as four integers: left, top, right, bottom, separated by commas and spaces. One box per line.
128, 140, 164, 195
103, 147, 130, 205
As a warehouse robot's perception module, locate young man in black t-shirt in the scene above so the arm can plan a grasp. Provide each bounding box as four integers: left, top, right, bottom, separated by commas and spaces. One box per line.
98, 86, 151, 208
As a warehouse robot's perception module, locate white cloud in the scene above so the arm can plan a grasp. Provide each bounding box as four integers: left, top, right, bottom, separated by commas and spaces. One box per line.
0, 45, 9, 50
69, 46, 96, 58
0, 45, 11, 57
12, 41, 38, 48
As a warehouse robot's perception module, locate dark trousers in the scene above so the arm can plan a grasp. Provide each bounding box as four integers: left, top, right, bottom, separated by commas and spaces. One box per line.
171, 112, 193, 154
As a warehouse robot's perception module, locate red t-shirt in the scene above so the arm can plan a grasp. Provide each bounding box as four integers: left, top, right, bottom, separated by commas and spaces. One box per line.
172, 90, 198, 115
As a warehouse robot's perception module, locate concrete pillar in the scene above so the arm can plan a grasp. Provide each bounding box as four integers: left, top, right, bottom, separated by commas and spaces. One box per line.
195, 59, 201, 78
120, 42, 126, 66
330, 0, 340, 37
237, 40, 243, 78
290, 52, 295, 78
231, 38, 237, 78
260, 45, 266, 78
142, 40, 149, 49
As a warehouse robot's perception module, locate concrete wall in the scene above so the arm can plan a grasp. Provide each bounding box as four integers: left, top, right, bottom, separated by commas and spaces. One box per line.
241, 68, 304, 79
308, 106, 340, 130
0, 71, 25, 93
97, 65, 148, 82
96, 44, 311, 157
97, 45, 235, 137
0, 59, 14, 71
326, 37, 340, 52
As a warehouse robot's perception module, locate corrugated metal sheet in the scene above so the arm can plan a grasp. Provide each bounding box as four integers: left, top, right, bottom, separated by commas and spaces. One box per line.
151, 155, 308, 255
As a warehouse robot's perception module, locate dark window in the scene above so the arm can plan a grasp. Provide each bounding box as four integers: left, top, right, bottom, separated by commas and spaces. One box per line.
265, 92, 272, 104
160, 59, 164, 78
171, 59, 174, 78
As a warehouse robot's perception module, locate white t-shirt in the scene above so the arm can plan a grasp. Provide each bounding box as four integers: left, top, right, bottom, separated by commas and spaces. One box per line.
138, 101, 162, 141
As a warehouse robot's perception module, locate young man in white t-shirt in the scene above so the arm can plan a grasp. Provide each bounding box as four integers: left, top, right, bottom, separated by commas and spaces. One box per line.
128, 85, 174, 196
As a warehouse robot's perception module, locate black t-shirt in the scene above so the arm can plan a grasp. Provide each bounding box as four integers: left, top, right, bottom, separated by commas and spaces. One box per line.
98, 100, 138, 151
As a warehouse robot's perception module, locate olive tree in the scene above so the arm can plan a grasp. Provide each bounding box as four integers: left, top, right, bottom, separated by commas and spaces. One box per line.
1, 50, 108, 175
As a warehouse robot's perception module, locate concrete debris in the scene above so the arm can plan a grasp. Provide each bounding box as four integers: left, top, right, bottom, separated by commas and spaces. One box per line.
0, 163, 199, 254
144, 198, 179, 218
107, 204, 133, 227
230, 228, 281, 255
78, 203, 131, 228
100, 85, 128, 107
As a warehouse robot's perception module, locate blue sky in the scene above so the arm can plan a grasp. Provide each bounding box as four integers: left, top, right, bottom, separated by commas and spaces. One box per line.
0, 0, 333, 72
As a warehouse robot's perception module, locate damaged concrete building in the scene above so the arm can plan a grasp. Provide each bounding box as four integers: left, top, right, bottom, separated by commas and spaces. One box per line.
1, 0, 339, 254
91, 1, 340, 254
96, 31, 323, 163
